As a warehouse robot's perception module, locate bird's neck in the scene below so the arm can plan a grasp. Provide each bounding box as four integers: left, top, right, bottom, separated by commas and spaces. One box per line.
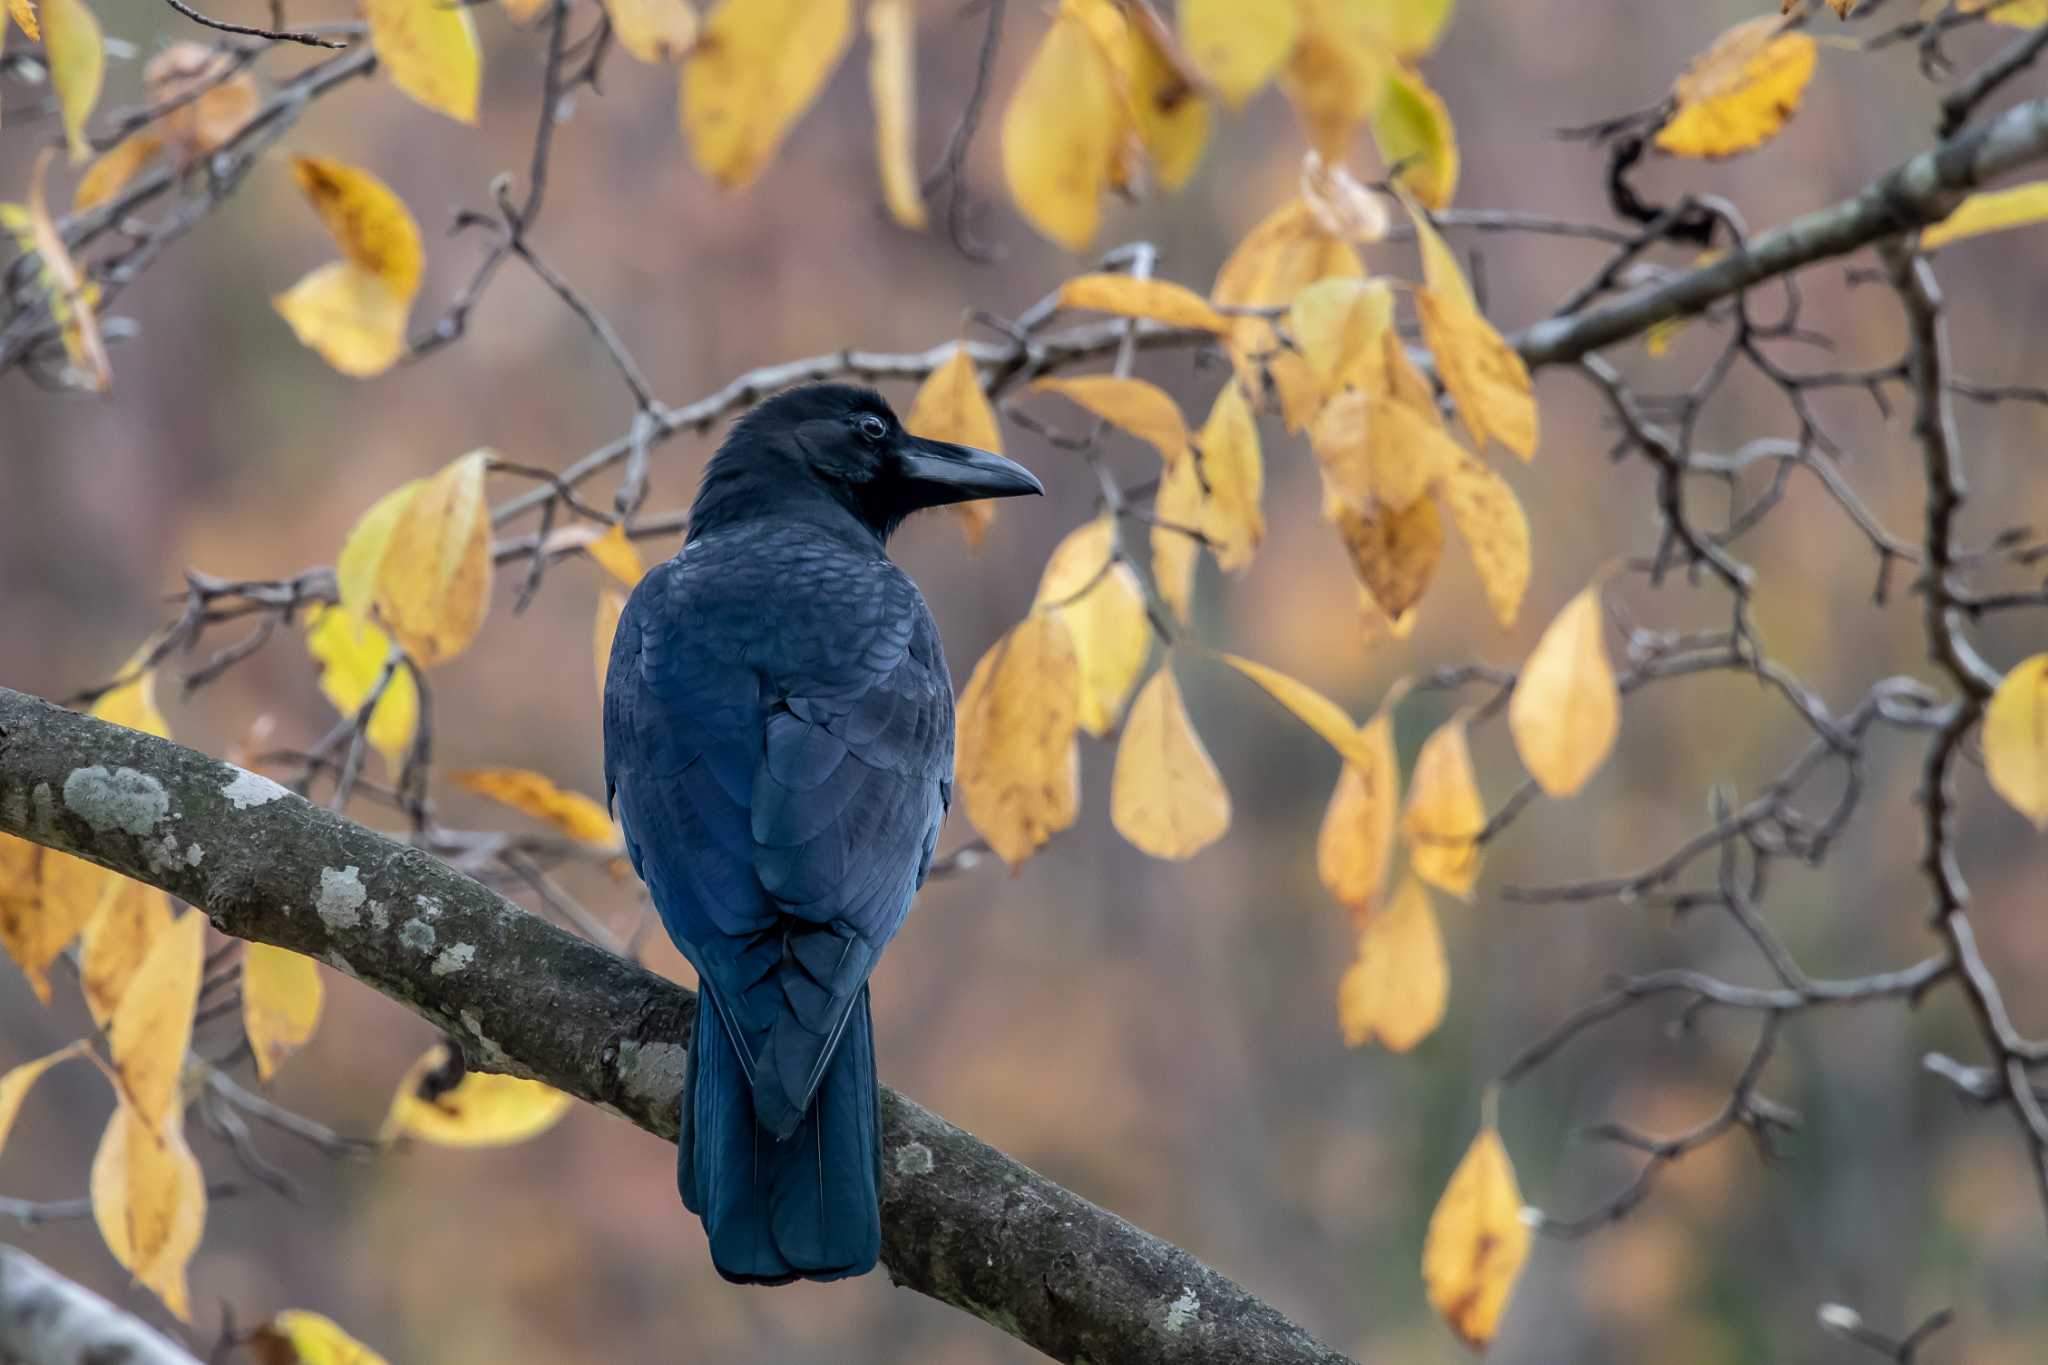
687, 460, 895, 550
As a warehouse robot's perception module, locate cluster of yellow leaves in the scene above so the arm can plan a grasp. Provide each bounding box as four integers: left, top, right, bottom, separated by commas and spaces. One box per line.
1656, 16, 1818, 159
383, 1044, 573, 1147
274, 157, 426, 378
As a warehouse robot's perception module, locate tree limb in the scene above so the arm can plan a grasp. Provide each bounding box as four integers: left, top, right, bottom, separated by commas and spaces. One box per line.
0, 1246, 204, 1365
0, 687, 1355, 1365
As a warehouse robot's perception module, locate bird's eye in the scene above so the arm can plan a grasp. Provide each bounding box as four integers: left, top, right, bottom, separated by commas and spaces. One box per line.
857, 414, 889, 444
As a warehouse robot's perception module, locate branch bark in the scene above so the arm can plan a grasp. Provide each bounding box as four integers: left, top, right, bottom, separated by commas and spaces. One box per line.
0, 687, 1355, 1365
0, 1246, 203, 1365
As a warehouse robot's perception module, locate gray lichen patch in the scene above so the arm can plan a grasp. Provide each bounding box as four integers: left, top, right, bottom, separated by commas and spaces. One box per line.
63, 766, 169, 835
894, 1141, 935, 1176
185, 843, 203, 866
1161, 1288, 1201, 1335
432, 942, 475, 976
316, 866, 368, 930
398, 919, 437, 954
220, 768, 290, 810
613, 1040, 686, 1110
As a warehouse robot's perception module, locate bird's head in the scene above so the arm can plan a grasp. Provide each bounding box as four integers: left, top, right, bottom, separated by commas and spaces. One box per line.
688, 383, 1043, 544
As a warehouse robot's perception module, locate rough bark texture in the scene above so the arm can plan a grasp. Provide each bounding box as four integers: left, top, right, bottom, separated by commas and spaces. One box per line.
0, 688, 1353, 1365
0, 1247, 204, 1365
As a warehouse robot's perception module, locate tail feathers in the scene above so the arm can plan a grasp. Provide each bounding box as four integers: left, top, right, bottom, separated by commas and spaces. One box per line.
680, 989, 882, 1284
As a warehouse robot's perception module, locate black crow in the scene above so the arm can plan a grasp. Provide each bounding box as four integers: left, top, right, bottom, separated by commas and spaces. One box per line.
603, 382, 1041, 1283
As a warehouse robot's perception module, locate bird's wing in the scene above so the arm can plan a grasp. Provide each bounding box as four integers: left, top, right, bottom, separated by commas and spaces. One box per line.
604, 531, 952, 1135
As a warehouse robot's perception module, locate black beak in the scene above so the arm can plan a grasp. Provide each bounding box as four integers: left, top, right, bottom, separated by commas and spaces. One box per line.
896, 436, 1044, 507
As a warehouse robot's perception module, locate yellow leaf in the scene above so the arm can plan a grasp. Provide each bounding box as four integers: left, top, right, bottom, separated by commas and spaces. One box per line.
866, 0, 925, 229
1214, 198, 1364, 432
1354, 0, 1455, 59
243, 943, 324, 1082
1439, 449, 1529, 628
1655, 18, 1816, 159
1196, 380, 1264, 570
1032, 375, 1189, 465
1923, 181, 2048, 250
1402, 715, 1483, 897
1281, 7, 1387, 162
145, 44, 260, 154
1318, 705, 1400, 913
1329, 491, 1443, 618
91, 1102, 205, 1320
1288, 276, 1394, 398
7, 0, 39, 41
364, 0, 481, 122
1001, 1, 1125, 250
254, 1310, 392, 1365
1151, 445, 1204, 623
1178, 0, 1299, 107
1985, 654, 2048, 829
1058, 273, 1229, 333
1112, 665, 1230, 859
304, 605, 420, 771
605, 0, 696, 63
79, 878, 173, 1027
956, 613, 1083, 866
1, 842, 105, 1003
1124, 6, 1210, 191
1509, 585, 1618, 797
451, 768, 619, 846
684, 0, 853, 188
275, 158, 424, 377
21, 148, 111, 390
1423, 1125, 1531, 1348
595, 584, 628, 694
40, 0, 101, 162
1338, 874, 1446, 1049
384, 1044, 573, 1147
1969, 0, 2048, 24
92, 656, 169, 737
1216, 652, 1376, 770
1034, 518, 1151, 736
372, 450, 493, 666
570, 521, 646, 586
1404, 190, 1473, 307
905, 346, 1006, 548
74, 132, 164, 213
1310, 389, 1455, 514
0, 1041, 83, 1158
337, 480, 419, 620
1371, 64, 1458, 209
1417, 288, 1538, 460
109, 908, 203, 1129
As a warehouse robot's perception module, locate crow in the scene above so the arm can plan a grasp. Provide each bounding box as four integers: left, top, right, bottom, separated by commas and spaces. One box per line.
602, 382, 1042, 1284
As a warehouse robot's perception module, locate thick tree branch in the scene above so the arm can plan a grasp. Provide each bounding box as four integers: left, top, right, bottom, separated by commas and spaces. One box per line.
0, 687, 1355, 1365
0, 1246, 203, 1365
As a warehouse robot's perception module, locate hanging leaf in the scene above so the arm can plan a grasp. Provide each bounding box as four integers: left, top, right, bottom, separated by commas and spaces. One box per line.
1213, 199, 1365, 432
1329, 492, 1444, 619
450, 769, 620, 847
1923, 181, 2048, 250
365, 0, 481, 122
1371, 65, 1459, 209
1032, 375, 1189, 465
273, 157, 425, 377
1509, 585, 1619, 797
584, 522, 645, 586
683, 0, 853, 189
865, 0, 924, 229
604, 0, 696, 64
1417, 289, 1537, 461
1178, 0, 1299, 107
956, 613, 1083, 866
0, 1042, 83, 1158
384, 1044, 573, 1147
1058, 273, 1230, 333
6, 0, 38, 41
1124, 4, 1210, 191
91, 1102, 206, 1320
367, 450, 493, 666
1112, 665, 1230, 860
1423, 1124, 1531, 1348
79, 879, 174, 1027
1288, 277, 1394, 398
109, 909, 204, 1129
905, 345, 1006, 548
251, 1311, 392, 1365
1402, 715, 1484, 898
1318, 704, 1400, 914
1151, 446, 1205, 623
1985, 653, 2048, 829
1338, 874, 1446, 1049
1438, 450, 1530, 628
1655, 17, 1816, 159
1311, 389, 1461, 514
304, 607, 419, 771
1196, 380, 1264, 570
1, 844, 96, 1003
242, 943, 324, 1083
1034, 518, 1151, 737
74, 133, 165, 213
40, 0, 102, 162
1217, 652, 1375, 770
1000, 0, 1127, 250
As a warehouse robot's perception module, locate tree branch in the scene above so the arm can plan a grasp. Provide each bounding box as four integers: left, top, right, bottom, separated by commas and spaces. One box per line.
0, 687, 1354, 1365
0, 1246, 203, 1365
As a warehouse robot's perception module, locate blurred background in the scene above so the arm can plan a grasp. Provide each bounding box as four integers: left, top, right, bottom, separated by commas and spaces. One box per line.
6, 0, 2048, 1360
